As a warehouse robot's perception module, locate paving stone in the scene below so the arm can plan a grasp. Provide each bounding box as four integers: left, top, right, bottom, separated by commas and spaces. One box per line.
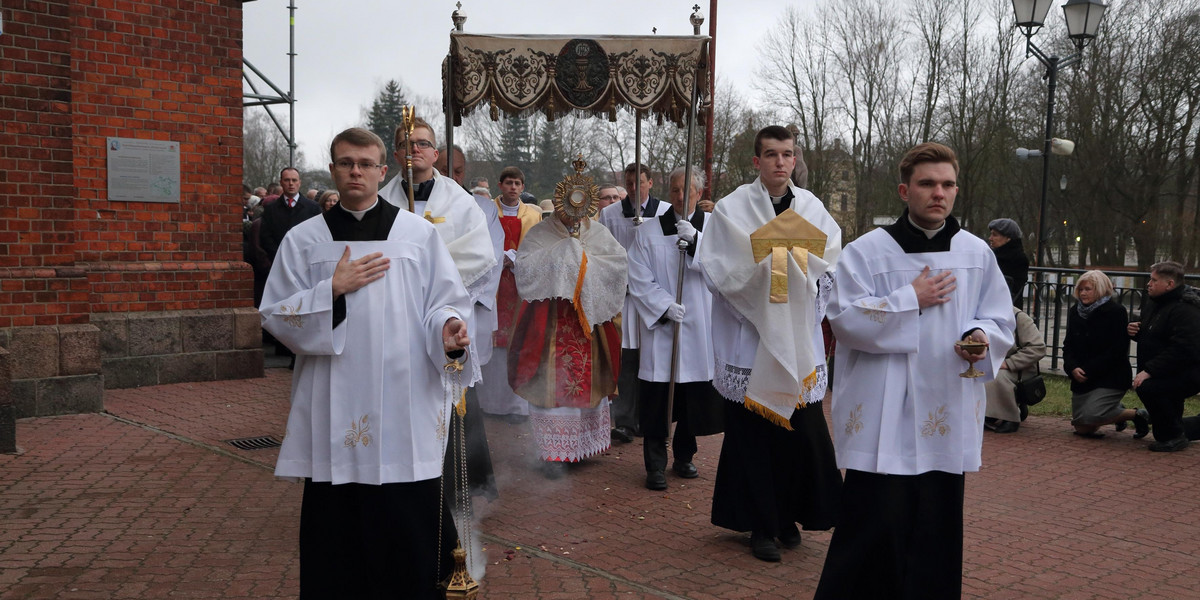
2, 369, 1199, 599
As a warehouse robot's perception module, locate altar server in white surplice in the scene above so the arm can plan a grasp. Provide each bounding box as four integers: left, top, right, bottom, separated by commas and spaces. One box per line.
698, 126, 843, 564
815, 142, 1015, 600
599, 163, 670, 442
627, 167, 724, 492
261, 128, 475, 600
379, 118, 500, 501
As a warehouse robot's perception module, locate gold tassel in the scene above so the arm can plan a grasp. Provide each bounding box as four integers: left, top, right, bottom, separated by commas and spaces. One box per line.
572, 251, 593, 340
455, 389, 467, 417
742, 397, 795, 430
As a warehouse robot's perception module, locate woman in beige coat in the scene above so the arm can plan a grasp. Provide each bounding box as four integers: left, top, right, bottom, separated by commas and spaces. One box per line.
985, 307, 1046, 433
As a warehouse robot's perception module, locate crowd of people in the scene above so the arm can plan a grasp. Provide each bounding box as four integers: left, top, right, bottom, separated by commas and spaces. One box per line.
248, 120, 1199, 598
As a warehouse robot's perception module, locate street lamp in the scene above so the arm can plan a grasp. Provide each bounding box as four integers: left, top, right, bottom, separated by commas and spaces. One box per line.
1012, 0, 1108, 268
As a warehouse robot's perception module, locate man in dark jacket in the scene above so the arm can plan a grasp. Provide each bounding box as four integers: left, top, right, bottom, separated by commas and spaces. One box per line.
259, 167, 321, 264
1128, 261, 1200, 452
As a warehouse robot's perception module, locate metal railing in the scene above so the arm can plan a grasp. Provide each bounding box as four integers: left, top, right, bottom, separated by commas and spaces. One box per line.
1019, 267, 1200, 372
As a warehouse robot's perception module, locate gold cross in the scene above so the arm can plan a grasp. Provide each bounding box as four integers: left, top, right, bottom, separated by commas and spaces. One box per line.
424, 210, 445, 224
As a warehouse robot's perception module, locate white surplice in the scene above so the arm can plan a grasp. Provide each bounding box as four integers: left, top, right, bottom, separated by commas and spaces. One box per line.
470, 193, 504, 366
599, 198, 670, 350
695, 180, 841, 424
262, 209, 476, 485
827, 226, 1015, 475
379, 171, 496, 293
626, 211, 714, 383
380, 171, 495, 382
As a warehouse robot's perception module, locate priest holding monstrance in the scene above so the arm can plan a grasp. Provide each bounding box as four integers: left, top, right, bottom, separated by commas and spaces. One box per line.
261, 127, 473, 598
696, 125, 844, 563
507, 156, 627, 479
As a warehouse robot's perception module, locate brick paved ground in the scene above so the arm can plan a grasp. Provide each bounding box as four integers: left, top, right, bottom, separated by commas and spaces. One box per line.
3, 368, 1199, 599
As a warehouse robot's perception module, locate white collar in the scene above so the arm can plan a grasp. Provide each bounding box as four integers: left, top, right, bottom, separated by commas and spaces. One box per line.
908, 216, 945, 239
338, 199, 379, 221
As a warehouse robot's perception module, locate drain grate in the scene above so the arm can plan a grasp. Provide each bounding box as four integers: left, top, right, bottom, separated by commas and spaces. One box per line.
224, 436, 282, 450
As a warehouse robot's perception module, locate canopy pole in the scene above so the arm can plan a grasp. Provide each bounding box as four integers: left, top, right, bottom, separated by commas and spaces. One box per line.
665, 60, 703, 447
634, 112, 643, 224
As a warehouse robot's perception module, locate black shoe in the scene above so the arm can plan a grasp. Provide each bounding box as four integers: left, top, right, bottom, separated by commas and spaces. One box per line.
778, 524, 801, 549
645, 470, 667, 491
542, 461, 567, 479
671, 461, 699, 479
1132, 409, 1151, 439
1148, 437, 1190, 452
750, 531, 780, 562
611, 427, 634, 443
993, 420, 1019, 434
984, 417, 999, 432
1019, 402, 1029, 422
1115, 419, 1127, 432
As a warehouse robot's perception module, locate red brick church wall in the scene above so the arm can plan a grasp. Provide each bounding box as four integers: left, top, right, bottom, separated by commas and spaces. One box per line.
71, 0, 251, 312
0, 1, 259, 435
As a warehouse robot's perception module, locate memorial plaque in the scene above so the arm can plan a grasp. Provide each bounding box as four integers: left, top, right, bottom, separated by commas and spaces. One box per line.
106, 137, 181, 203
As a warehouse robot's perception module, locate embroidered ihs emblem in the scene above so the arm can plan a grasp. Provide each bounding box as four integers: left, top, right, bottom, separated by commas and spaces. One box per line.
845, 403, 864, 436
859, 299, 888, 324
921, 405, 951, 438
280, 299, 304, 328
344, 415, 371, 448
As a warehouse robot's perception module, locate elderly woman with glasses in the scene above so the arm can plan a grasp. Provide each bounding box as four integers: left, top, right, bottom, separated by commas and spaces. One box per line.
1062, 270, 1148, 438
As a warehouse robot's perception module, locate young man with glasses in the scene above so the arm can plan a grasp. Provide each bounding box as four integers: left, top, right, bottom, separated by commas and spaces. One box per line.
261, 127, 474, 599
378, 118, 500, 500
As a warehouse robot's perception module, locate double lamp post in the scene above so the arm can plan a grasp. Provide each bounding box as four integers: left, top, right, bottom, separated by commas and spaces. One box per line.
1012, 0, 1108, 268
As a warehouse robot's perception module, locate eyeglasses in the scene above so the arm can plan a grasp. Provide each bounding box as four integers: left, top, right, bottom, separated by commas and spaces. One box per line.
599, 195, 621, 201
410, 139, 435, 150
333, 160, 383, 172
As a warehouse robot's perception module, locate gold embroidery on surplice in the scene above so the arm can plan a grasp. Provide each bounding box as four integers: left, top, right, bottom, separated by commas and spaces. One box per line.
845, 403, 864, 436
424, 210, 446, 224
280, 299, 304, 328
860, 299, 888, 324
344, 415, 371, 448
921, 405, 950, 438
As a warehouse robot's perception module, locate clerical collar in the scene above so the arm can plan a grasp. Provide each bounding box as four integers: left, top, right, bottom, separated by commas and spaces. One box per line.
768, 187, 795, 216
621, 195, 660, 219
500, 202, 520, 216
402, 178, 435, 205
907, 215, 945, 239
883, 209, 961, 253
338, 198, 379, 221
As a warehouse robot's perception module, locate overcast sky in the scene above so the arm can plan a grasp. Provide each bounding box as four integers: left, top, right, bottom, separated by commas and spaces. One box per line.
243, 0, 819, 169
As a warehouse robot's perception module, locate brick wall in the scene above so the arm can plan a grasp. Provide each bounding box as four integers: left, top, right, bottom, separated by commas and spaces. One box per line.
0, 1, 83, 327
71, 0, 252, 311
0, 0, 257, 432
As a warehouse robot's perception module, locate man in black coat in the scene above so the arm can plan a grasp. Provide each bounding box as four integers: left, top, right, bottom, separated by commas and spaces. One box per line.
1128, 261, 1200, 452
260, 167, 321, 264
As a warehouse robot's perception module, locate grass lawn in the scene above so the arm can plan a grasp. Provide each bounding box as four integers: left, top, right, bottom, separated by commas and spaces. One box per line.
1029, 373, 1200, 417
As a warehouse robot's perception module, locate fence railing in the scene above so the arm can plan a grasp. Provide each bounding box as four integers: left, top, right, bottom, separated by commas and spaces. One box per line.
1019, 267, 1200, 372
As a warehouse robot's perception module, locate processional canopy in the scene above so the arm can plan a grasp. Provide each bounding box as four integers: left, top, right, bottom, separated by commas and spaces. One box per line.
446, 33, 709, 125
